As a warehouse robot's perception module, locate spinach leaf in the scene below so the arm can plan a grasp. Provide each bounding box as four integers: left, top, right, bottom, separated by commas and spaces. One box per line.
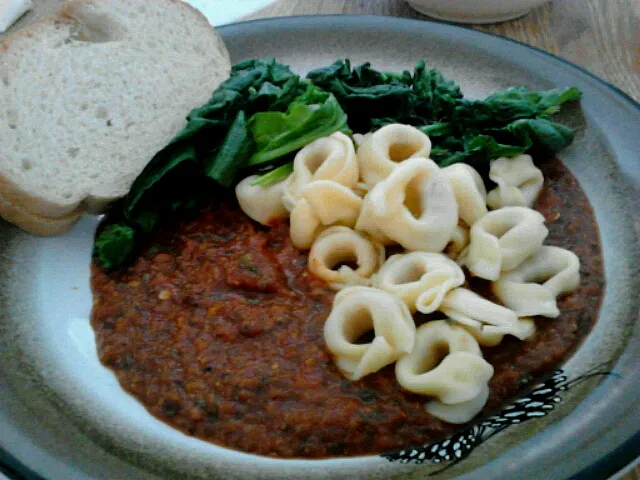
124, 147, 199, 233
434, 135, 527, 168
123, 58, 305, 230
93, 224, 136, 271
248, 88, 348, 166
452, 86, 582, 129
204, 110, 255, 187
412, 60, 463, 121
418, 122, 454, 137
251, 163, 294, 186
306, 59, 414, 132
505, 118, 576, 152
433, 118, 576, 169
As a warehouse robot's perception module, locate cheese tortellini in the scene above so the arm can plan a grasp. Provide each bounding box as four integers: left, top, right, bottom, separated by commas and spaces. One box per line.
425, 384, 490, 425
487, 155, 544, 209
445, 223, 470, 260
459, 206, 548, 281
440, 288, 536, 346
283, 131, 359, 210
323, 287, 416, 381
373, 252, 464, 313
395, 321, 494, 423
289, 181, 363, 249
442, 163, 487, 226
493, 246, 580, 318
357, 124, 431, 187
309, 226, 385, 290
234, 123, 583, 426
356, 158, 458, 252
235, 175, 289, 226
281, 132, 362, 248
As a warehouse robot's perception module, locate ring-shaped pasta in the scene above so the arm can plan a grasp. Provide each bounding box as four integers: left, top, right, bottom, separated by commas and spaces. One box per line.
283, 131, 358, 211
445, 223, 470, 260
492, 246, 580, 318
235, 175, 289, 226
289, 199, 322, 250
352, 132, 370, 148
309, 227, 385, 290
353, 190, 394, 244
324, 286, 416, 381
395, 320, 493, 404
458, 206, 548, 281
300, 180, 363, 227
357, 124, 432, 187
373, 252, 465, 313
356, 157, 458, 252
439, 288, 536, 346
425, 383, 489, 424
289, 180, 364, 249
442, 163, 487, 226
486, 155, 544, 209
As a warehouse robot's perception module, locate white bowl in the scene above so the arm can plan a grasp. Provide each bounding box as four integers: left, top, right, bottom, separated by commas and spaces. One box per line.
405, 0, 550, 24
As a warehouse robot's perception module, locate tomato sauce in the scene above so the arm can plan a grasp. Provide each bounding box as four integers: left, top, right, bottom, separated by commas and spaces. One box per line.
90, 157, 604, 458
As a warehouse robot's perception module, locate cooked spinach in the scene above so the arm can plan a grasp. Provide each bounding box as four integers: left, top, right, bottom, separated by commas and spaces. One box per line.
124, 59, 307, 234
451, 86, 582, 129
251, 163, 294, 187
306, 59, 580, 172
204, 110, 254, 187
94, 57, 582, 271
411, 60, 463, 122
248, 86, 349, 165
93, 224, 136, 271
307, 59, 414, 132
94, 59, 348, 270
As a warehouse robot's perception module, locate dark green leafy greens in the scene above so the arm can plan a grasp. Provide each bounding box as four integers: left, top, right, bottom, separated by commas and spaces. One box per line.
308, 59, 580, 172
93, 224, 136, 271
411, 60, 463, 122
307, 59, 414, 133
123, 59, 307, 234
94, 59, 348, 270
94, 57, 581, 271
426, 117, 577, 168
251, 163, 294, 186
248, 85, 348, 165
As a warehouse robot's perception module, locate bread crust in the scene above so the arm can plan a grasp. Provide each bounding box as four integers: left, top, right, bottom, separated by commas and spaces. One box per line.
0, 189, 83, 236
0, 173, 82, 218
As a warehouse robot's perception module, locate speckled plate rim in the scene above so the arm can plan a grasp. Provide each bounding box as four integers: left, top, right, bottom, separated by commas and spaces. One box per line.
0, 14, 639, 480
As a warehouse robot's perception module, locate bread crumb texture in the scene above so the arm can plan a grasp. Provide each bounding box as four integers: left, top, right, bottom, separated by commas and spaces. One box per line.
0, 0, 230, 227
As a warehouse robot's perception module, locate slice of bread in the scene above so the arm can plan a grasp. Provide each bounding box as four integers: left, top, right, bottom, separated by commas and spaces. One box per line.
0, 0, 231, 235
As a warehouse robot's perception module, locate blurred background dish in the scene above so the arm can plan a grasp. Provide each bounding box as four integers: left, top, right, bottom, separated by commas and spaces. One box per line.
184, 0, 278, 26
405, 0, 550, 23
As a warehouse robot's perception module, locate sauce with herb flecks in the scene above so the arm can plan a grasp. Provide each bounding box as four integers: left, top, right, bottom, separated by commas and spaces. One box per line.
90, 157, 604, 458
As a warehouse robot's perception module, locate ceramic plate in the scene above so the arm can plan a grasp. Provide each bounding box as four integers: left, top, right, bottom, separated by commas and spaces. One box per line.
1, 14, 639, 480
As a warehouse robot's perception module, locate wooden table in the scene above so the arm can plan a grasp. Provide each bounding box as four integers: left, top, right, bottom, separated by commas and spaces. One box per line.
245, 0, 640, 104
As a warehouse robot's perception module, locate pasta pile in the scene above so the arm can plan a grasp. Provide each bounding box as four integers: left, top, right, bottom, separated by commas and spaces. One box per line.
236, 124, 581, 424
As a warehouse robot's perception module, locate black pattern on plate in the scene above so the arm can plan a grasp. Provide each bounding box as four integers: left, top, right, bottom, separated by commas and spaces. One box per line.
381, 364, 617, 475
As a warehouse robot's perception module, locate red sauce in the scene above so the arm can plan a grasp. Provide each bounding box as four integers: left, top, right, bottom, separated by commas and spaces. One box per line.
90, 157, 604, 458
